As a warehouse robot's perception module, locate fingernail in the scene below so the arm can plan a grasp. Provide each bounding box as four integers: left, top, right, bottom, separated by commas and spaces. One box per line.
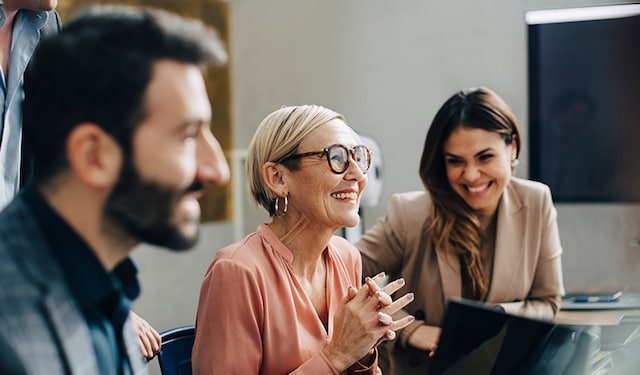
375, 271, 385, 278
387, 330, 396, 340
406, 293, 414, 301
408, 316, 415, 323
396, 278, 405, 286
380, 312, 393, 325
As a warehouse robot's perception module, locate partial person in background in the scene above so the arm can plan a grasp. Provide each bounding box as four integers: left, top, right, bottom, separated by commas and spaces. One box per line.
0, 0, 60, 210
193, 105, 415, 374
356, 87, 565, 374
0, 5, 229, 374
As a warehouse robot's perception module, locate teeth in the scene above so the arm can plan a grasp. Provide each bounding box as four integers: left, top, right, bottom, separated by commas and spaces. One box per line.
467, 184, 488, 193
331, 192, 357, 200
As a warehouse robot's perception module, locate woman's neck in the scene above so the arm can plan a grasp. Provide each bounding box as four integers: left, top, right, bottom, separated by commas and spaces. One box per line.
268, 218, 330, 328
268, 218, 334, 279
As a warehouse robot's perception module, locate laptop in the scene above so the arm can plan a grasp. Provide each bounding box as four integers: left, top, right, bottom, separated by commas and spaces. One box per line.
429, 299, 596, 375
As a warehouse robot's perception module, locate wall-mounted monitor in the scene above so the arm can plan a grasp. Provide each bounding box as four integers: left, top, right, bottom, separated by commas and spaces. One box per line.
526, 4, 640, 202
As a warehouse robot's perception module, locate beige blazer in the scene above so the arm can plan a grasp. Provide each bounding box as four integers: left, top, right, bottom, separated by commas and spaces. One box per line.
356, 177, 565, 374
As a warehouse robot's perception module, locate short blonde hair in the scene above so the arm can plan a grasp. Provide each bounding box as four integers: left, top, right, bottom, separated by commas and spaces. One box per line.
246, 105, 345, 216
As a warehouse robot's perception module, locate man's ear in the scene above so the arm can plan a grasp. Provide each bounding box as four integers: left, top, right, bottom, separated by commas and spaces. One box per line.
261, 161, 288, 196
66, 123, 122, 189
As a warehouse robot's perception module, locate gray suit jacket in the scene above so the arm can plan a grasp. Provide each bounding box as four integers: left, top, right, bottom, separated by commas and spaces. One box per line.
0, 194, 147, 375
357, 177, 565, 375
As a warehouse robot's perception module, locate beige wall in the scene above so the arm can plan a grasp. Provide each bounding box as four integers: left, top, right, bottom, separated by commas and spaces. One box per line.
134, 3, 640, 372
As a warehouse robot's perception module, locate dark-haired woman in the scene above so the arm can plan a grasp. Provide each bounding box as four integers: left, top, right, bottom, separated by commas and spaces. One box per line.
357, 87, 565, 374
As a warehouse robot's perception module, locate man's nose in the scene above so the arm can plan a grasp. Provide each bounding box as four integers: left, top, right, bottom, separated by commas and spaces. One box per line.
196, 129, 230, 186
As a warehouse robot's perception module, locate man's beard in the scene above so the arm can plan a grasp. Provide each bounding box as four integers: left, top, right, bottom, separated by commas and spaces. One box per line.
104, 157, 203, 251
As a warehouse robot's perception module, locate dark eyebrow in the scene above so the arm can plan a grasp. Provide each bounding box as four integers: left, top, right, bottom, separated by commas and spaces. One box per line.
474, 147, 494, 157
444, 147, 494, 159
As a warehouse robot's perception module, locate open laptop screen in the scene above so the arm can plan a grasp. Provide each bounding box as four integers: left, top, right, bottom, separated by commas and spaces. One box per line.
429, 299, 595, 375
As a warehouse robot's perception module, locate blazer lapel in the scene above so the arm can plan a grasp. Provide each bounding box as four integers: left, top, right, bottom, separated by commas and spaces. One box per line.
436, 246, 461, 303
487, 182, 525, 301
42, 290, 100, 374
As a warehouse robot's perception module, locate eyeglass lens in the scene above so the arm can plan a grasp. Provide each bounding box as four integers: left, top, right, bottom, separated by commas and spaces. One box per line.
328, 145, 370, 173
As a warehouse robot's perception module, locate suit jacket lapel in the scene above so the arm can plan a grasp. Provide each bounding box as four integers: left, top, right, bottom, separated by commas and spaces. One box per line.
41, 273, 146, 375
43, 289, 100, 374
435, 244, 462, 317
488, 181, 525, 301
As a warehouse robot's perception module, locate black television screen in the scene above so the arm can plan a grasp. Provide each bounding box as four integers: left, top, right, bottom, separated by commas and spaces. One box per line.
526, 4, 640, 202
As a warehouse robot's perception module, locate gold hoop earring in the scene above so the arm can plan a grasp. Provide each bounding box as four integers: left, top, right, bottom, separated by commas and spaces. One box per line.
274, 195, 288, 217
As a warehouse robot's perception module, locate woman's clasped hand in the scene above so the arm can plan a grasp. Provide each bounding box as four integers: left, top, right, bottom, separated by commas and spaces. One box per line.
323, 272, 415, 371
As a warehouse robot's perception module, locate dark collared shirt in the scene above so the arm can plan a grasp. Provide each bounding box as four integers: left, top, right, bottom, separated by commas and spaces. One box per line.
23, 184, 141, 375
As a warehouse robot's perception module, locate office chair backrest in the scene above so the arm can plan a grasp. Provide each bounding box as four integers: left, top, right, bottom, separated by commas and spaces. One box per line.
157, 325, 195, 375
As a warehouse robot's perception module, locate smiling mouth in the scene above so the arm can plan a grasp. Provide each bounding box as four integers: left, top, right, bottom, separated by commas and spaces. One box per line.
466, 182, 491, 193
331, 192, 358, 200
183, 190, 203, 201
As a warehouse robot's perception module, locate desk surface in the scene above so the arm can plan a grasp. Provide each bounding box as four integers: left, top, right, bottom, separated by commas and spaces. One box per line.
557, 292, 640, 325
556, 308, 640, 326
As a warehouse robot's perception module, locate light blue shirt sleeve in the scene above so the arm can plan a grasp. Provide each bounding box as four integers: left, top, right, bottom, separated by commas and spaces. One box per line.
0, 9, 49, 210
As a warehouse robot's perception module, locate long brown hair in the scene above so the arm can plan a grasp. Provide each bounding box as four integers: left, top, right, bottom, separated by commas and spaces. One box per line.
418, 87, 521, 298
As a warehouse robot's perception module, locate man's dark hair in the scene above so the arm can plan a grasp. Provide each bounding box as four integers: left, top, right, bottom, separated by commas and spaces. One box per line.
22, 5, 227, 185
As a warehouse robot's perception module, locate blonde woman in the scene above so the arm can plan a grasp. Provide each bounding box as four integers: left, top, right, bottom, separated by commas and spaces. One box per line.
193, 105, 415, 374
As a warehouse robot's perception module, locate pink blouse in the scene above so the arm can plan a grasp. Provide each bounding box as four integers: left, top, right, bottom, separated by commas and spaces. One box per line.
192, 224, 379, 375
